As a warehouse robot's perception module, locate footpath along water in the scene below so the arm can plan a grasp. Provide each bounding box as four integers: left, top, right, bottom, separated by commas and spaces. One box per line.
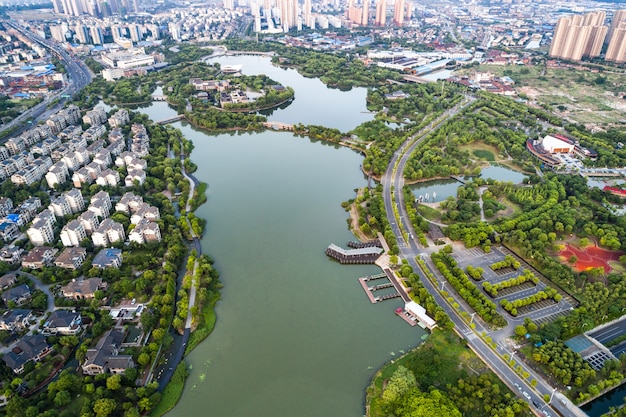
152, 55, 427, 417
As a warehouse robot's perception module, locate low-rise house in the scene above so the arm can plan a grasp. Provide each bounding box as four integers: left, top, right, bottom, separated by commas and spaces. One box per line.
0, 197, 13, 217
60, 219, 87, 247
72, 167, 92, 188
124, 168, 146, 187
61, 278, 106, 300
0, 273, 16, 289
0, 221, 19, 241
82, 329, 135, 375
1, 284, 31, 306
130, 204, 160, 224
128, 219, 161, 244
54, 247, 87, 269
0, 245, 23, 264
79, 210, 100, 235
0, 309, 32, 331
3, 334, 52, 374
41, 310, 82, 335
21, 247, 58, 269
92, 218, 125, 247
88, 191, 111, 218
95, 168, 120, 187
92, 248, 123, 268
115, 191, 143, 214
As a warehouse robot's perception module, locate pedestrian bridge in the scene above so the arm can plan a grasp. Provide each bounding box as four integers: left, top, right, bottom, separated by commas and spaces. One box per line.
263, 121, 294, 131
156, 115, 186, 125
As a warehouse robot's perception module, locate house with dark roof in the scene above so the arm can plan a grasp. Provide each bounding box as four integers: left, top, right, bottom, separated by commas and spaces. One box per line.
82, 328, 135, 375
0, 309, 33, 331
0, 273, 16, 289
92, 248, 123, 269
2, 334, 52, 374
1, 284, 31, 306
41, 310, 82, 335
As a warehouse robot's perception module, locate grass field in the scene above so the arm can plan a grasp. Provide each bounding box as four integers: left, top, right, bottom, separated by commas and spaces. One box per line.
458, 64, 626, 126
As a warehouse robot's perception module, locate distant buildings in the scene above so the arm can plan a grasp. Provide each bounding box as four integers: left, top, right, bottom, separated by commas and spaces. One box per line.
549, 12, 607, 61
549, 10, 626, 63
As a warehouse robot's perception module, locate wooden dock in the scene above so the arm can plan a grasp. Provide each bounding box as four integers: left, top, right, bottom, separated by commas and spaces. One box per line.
358, 277, 378, 303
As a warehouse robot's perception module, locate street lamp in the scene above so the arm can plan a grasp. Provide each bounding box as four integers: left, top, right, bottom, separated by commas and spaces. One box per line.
549, 387, 557, 404
441, 281, 446, 291
470, 312, 476, 324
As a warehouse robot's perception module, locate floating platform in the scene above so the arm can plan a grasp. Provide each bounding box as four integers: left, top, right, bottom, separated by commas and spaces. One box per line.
326, 243, 382, 264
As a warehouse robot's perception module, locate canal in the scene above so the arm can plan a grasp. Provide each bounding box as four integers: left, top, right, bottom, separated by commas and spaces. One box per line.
136, 55, 427, 416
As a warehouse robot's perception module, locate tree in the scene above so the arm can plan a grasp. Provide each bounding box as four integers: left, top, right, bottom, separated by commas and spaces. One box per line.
382, 365, 417, 404
138, 352, 151, 367
515, 325, 528, 337
106, 374, 122, 390
54, 390, 72, 407
93, 398, 117, 417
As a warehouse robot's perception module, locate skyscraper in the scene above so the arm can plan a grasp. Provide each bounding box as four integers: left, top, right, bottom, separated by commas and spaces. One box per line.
608, 10, 626, 44
393, 0, 404, 25
549, 12, 607, 61
375, 0, 386, 26
361, 0, 369, 26
606, 21, 626, 63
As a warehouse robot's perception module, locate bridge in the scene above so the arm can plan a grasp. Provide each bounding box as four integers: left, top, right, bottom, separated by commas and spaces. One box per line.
263, 121, 294, 131
151, 95, 167, 101
450, 175, 467, 184
402, 74, 431, 84
156, 115, 186, 125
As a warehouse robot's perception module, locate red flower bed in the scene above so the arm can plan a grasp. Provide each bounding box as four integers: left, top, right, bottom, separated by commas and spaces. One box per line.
559, 242, 622, 273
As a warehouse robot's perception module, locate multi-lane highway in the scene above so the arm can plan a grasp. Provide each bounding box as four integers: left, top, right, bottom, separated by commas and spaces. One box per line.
0, 21, 93, 138
380, 97, 587, 417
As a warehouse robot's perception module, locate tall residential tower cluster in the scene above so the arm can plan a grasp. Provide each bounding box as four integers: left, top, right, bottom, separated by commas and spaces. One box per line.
549, 10, 626, 63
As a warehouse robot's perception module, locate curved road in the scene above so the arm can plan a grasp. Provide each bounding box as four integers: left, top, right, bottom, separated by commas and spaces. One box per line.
381, 96, 586, 417
0, 21, 93, 139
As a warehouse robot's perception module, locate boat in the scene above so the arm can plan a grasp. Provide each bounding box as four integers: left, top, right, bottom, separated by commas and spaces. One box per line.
221, 64, 242, 74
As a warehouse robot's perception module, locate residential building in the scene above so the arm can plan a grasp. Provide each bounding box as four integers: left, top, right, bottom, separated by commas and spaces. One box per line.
92, 218, 125, 247
82, 329, 135, 375
3, 334, 52, 374
60, 219, 87, 247
61, 278, 106, 300
88, 191, 111, 218
0, 273, 16, 289
54, 247, 87, 269
0, 221, 19, 242
549, 12, 608, 61
22, 246, 58, 269
116, 192, 143, 214
130, 203, 160, 224
128, 219, 161, 244
0, 197, 13, 217
92, 248, 123, 268
41, 310, 82, 335
49, 195, 72, 217
65, 188, 85, 212
0, 246, 23, 264
1, 284, 31, 306
0, 309, 32, 331
79, 210, 100, 235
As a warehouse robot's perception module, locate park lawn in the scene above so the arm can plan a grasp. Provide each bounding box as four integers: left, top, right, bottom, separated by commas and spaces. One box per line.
491, 197, 522, 220
459, 142, 505, 162
417, 204, 441, 221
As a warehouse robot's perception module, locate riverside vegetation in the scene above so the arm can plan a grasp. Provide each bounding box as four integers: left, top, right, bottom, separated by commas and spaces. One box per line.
6, 39, 626, 416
